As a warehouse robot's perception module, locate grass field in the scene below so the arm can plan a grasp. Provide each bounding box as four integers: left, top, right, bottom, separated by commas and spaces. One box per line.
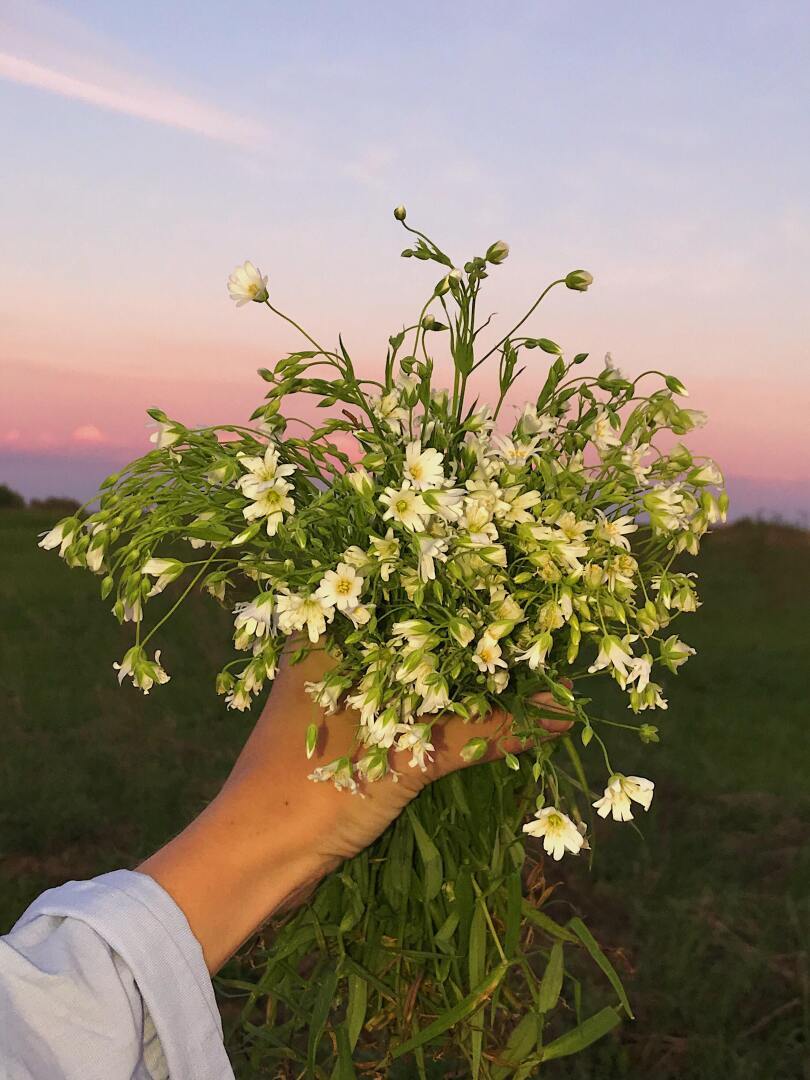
1, 510, 808, 1078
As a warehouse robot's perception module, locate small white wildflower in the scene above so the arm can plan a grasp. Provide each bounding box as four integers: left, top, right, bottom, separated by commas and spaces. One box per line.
522, 807, 585, 861
593, 775, 655, 821
396, 723, 435, 772
227, 261, 269, 306
379, 484, 431, 531
472, 634, 506, 675
403, 442, 445, 490
370, 528, 400, 581
317, 562, 363, 611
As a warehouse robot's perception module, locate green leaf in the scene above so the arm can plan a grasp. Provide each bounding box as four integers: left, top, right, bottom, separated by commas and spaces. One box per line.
537, 941, 564, 1012
307, 966, 338, 1076
408, 807, 443, 901
521, 902, 580, 943
469, 903, 487, 1079
568, 916, 634, 1018
346, 973, 367, 1051
392, 963, 509, 1059
492, 1013, 541, 1078
333, 1024, 357, 1080
540, 1006, 622, 1061
504, 869, 522, 958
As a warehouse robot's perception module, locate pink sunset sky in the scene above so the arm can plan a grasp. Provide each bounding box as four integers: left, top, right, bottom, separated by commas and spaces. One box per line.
2, 1, 809, 519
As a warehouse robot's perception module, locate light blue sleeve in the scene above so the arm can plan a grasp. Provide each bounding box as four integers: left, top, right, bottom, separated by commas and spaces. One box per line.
0, 869, 235, 1080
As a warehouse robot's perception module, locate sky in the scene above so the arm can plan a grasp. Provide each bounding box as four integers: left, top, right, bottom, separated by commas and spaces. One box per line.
1, 0, 808, 519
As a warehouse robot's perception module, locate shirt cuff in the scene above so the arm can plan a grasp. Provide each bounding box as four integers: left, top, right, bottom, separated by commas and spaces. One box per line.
14, 869, 234, 1080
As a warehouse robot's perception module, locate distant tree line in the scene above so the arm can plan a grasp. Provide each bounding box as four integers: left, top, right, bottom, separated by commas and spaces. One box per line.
0, 484, 80, 515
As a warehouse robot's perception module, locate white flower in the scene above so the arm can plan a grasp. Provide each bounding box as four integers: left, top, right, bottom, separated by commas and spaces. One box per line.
644, 486, 687, 532
690, 462, 723, 486
595, 511, 638, 550
142, 557, 184, 597
396, 723, 435, 772
516, 405, 555, 438
422, 486, 466, 522
391, 619, 435, 650
308, 757, 358, 793
522, 807, 585, 861
555, 512, 596, 542
515, 632, 553, 670
227, 261, 269, 306
341, 603, 370, 630
588, 634, 637, 681
276, 592, 334, 643
225, 684, 252, 711
373, 389, 408, 428
305, 677, 345, 714
659, 635, 695, 672
370, 528, 400, 581
242, 478, 295, 536
149, 421, 183, 449
233, 592, 275, 647
417, 534, 448, 581
86, 539, 106, 573
418, 676, 451, 714
620, 439, 651, 483
465, 478, 510, 522
317, 562, 363, 611
492, 434, 541, 468
237, 445, 295, 499
379, 484, 431, 531
403, 442, 445, 490
38, 518, 80, 556
113, 646, 170, 694
500, 486, 542, 525
587, 407, 621, 453
472, 634, 506, 674
624, 653, 653, 692
593, 775, 655, 821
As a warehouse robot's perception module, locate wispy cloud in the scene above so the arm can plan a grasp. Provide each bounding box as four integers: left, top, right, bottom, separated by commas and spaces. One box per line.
0, 50, 266, 147
0, 1, 268, 147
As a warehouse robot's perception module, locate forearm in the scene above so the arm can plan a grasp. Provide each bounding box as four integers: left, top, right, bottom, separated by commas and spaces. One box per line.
137, 776, 329, 973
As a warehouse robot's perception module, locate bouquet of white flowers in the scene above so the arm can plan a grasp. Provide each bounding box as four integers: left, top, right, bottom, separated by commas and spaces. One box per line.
41, 207, 726, 1076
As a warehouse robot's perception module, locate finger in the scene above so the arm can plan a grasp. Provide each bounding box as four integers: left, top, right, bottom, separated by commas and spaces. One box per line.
426, 694, 572, 782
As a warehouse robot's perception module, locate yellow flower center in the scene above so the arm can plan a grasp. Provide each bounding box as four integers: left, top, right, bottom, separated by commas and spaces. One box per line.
396, 499, 409, 514
410, 463, 423, 479
337, 579, 351, 595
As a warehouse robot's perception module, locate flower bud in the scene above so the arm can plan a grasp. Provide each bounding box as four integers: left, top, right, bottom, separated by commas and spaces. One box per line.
448, 617, 475, 647
421, 314, 437, 330
356, 747, 389, 782
216, 671, 235, 695
460, 737, 489, 763
565, 269, 593, 292
393, 205, 407, 221
346, 466, 375, 497
665, 374, 688, 397
485, 240, 510, 265
305, 723, 319, 759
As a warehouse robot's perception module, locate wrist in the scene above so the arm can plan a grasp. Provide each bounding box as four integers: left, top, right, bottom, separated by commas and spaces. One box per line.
138, 776, 330, 973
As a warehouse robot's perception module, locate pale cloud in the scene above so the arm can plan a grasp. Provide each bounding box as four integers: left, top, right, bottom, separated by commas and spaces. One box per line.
71, 424, 105, 444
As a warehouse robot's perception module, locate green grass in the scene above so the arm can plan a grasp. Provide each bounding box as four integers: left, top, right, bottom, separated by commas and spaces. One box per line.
1, 511, 808, 1077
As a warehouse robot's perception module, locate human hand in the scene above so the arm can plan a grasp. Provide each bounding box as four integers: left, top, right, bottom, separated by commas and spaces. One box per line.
139, 650, 571, 972
227, 649, 572, 868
